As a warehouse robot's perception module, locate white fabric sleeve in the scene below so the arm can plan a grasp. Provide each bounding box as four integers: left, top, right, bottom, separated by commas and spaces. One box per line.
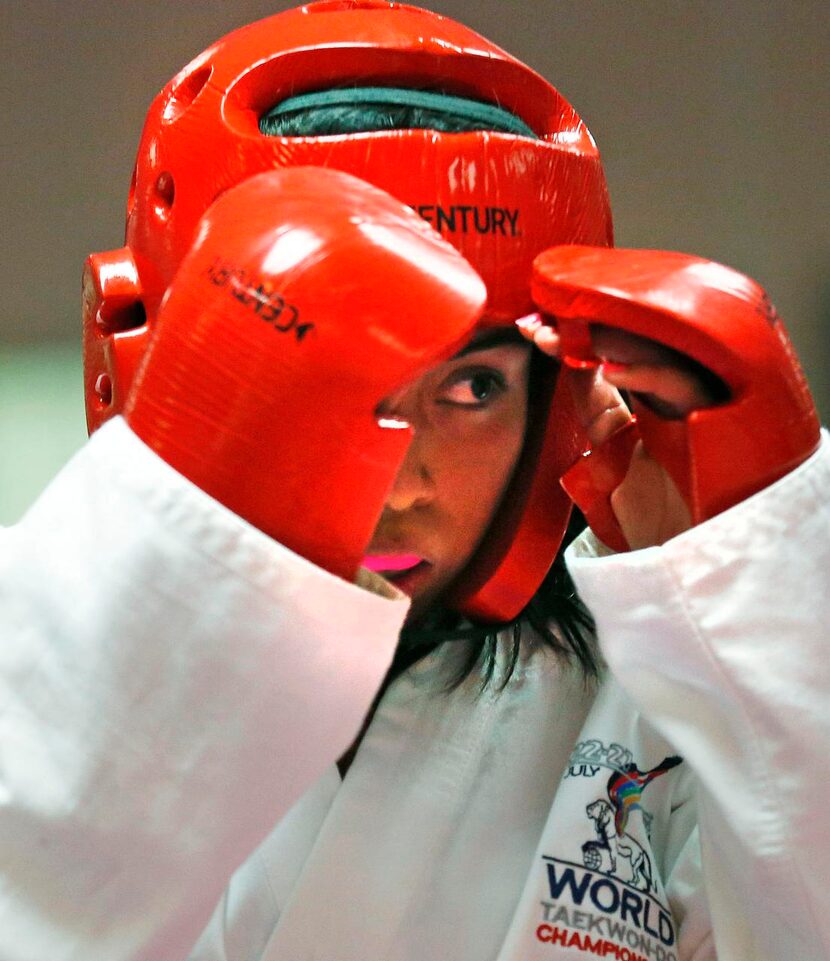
566, 433, 830, 960
0, 417, 408, 961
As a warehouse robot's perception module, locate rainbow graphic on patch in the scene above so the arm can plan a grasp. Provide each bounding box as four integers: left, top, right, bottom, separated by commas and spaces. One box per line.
606, 756, 682, 836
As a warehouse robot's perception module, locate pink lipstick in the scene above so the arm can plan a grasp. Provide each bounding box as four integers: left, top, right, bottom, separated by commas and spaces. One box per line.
362, 554, 423, 574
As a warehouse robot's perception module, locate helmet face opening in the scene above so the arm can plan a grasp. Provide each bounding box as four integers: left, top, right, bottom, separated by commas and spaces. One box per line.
259, 87, 540, 138
83, 2, 613, 621
222, 44, 571, 137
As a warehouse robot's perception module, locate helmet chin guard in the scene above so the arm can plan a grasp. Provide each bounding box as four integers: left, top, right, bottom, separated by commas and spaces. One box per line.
83, 1, 613, 622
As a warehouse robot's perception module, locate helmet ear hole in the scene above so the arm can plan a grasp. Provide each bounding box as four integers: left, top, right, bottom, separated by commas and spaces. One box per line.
162, 63, 212, 124
153, 172, 175, 219
93, 373, 113, 409
104, 299, 147, 335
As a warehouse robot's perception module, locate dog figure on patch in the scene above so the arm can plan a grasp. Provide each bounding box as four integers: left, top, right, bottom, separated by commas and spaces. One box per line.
582, 756, 682, 891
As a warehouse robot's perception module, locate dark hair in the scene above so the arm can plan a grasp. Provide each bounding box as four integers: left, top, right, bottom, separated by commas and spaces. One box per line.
393, 506, 597, 692
260, 88, 597, 690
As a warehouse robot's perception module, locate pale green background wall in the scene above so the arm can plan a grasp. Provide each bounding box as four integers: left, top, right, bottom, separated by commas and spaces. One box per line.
0, 346, 86, 524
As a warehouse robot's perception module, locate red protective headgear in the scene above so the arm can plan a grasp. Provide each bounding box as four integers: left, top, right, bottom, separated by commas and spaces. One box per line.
82, 0, 613, 621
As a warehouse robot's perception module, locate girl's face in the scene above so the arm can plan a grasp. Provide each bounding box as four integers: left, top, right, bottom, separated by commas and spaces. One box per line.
366, 329, 532, 621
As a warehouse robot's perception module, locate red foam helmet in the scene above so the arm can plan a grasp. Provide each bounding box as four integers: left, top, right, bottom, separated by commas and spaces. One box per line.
83, 1, 614, 620
532, 246, 821, 547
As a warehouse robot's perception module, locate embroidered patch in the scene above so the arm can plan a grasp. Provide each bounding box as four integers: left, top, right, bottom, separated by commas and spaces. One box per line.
533, 740, 684, 959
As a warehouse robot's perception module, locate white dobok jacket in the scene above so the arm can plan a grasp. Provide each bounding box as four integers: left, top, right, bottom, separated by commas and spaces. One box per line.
0, 417, 828, 961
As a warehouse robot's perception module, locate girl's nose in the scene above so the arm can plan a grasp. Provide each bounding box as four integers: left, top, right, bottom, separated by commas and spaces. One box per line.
384, 433, 436, 512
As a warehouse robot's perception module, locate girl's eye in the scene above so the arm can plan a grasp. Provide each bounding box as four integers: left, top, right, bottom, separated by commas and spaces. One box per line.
438, 368, 506, 407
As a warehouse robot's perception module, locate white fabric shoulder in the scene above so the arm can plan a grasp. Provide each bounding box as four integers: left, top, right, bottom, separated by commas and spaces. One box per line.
566, 432, 830, 960
0, 417, 408, 961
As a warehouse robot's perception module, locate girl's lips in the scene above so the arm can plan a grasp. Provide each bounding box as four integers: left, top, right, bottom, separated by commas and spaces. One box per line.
362, 554, 433, 596
362, 554, 424, 574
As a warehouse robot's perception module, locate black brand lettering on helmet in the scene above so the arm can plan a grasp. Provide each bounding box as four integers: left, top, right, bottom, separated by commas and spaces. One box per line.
435, 206, 457, 233
472, 207, 490, 234
205, 258, 313, 342
207, 262, 232, 287
411, 204, 520, 237
456, 206, 473, 232
415, 204, 435, 226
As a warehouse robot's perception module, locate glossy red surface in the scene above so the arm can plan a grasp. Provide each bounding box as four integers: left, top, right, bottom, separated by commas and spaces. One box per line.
83, 1, 613, 618
533, 246, 821, 534
126, 167, 485, 581
560, 420, 639, 553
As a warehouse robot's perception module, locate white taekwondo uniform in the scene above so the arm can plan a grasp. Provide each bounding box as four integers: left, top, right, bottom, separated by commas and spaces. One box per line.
1, 417, 828, 961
